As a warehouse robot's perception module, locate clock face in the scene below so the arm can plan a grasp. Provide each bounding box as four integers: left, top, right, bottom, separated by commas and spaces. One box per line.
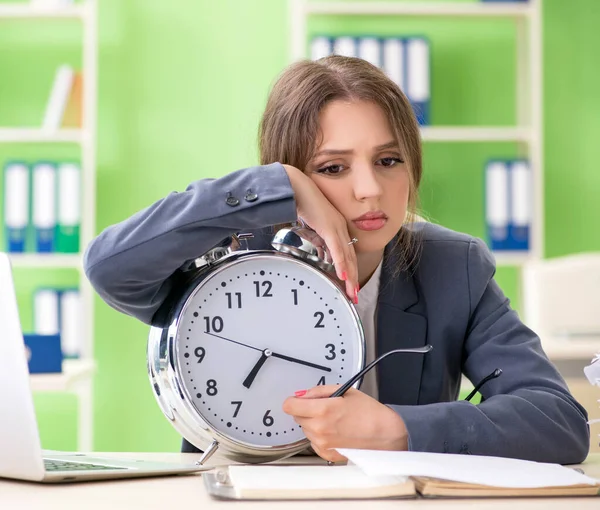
174, 254, 364, 448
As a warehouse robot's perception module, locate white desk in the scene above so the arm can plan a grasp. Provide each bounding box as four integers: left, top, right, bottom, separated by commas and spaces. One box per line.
1, 453, 599, 509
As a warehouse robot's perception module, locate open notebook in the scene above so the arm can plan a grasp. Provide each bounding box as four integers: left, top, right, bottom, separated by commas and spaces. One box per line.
204, 450, 600, 500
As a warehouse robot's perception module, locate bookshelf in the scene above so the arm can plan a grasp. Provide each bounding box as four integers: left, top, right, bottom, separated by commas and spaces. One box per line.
289, 0, 544, 268
0, 0, 98, 451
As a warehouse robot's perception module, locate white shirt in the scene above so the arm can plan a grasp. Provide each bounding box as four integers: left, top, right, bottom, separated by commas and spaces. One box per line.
354, 259, 383, 400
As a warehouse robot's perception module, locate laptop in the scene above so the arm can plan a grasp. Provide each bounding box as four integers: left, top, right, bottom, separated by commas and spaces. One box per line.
0, 253, 208, 483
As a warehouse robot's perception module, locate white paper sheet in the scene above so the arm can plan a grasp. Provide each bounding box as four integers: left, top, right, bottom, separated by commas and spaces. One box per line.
336, 449, 599, 489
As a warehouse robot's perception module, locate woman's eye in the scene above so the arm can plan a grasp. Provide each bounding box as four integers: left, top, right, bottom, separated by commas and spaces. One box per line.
316, 164, 345, 175
378, 157, 403, 168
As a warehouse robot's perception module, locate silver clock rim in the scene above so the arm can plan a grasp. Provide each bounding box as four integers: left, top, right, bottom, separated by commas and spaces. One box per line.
148, 249, 365, 462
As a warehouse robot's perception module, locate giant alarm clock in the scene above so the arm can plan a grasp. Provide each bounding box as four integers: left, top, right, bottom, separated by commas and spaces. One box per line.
147, 226, 365, 464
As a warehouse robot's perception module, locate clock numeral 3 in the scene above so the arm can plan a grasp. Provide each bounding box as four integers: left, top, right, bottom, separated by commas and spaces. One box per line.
253, 280, 273, 298
194, 347, 206, 363
231, 401, 242, 418
206, 379, 218, 396
262, 409, 274, 427
325, 343, 336, 360
225, 292, 242, 309
203, 316, 224, 333
314, 311, 325, 328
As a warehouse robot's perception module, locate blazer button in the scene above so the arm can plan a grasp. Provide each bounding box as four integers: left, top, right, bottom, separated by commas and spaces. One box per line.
225, 193, 240, 207
244, 189, 258, 202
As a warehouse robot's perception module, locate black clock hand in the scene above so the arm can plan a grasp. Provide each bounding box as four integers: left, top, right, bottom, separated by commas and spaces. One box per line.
242, 350, 271, 389
270, 352, 332, 372
204, 332, 262, 353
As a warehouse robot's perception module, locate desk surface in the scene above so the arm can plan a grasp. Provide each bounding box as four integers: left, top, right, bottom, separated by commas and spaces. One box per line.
1, 452, 599, 509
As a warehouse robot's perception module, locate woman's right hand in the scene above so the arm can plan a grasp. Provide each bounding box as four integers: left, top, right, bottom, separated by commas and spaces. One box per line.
283, 164, 358, 304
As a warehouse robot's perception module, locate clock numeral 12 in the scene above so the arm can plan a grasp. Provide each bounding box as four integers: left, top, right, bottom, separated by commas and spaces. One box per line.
225, 292, 242, 309
253, 280, 273, 297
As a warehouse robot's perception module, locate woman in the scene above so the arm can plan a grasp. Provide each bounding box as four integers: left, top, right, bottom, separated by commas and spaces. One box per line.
84, 56, 589, 464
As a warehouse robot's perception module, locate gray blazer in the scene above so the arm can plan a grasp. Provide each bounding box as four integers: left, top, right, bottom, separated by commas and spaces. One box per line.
84, 162, 589, 463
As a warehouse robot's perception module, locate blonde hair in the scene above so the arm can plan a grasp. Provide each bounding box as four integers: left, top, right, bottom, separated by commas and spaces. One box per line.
258, 55, 423, 276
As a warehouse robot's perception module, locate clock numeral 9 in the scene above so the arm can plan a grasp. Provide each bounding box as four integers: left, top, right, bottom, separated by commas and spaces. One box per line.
226, 292, 242, 309
231, 401, 242, 418
194, 347, 205, 363
206, 379, 218, 396
325, 343, 336, 360
253, 280, 273, 298
262, 409, 274, 427
203, 316, 224, 333
314, 311, 325, 328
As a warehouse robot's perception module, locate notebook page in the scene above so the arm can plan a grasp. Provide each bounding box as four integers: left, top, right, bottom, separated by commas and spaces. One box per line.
337, 449, 599, 489
228, 465, 406, 491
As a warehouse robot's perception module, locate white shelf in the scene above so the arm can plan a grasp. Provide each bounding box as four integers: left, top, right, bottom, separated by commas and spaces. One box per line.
304, 1, 532, 17
0, 128, 83, 143
493, 251, 534, 267
420, 126, 531, 143
30, 358, 96, 393
541, 338, 600, 361
0, 4, 85, 19
8, 253, 82, 269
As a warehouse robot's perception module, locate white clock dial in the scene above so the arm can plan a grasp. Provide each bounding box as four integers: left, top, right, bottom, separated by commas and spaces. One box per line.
175, 254, 364, 447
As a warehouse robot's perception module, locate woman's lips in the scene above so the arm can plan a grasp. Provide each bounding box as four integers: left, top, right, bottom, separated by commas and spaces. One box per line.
353, 218, 387, 231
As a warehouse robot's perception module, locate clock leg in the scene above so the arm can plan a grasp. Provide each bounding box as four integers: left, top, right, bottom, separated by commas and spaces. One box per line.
195, 439, 220, 465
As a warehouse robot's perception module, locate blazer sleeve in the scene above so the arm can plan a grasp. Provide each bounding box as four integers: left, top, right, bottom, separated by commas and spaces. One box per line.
83, 162, 297, 325
389, 238, 590, 464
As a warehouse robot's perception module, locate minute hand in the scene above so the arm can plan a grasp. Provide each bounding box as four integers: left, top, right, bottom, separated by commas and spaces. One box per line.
270, 352, 332, 372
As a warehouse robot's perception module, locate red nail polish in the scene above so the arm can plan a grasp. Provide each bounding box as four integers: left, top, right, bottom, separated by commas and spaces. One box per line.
341, 271, 348, 281
295, 390, 307, 397
354, 287, 359, 305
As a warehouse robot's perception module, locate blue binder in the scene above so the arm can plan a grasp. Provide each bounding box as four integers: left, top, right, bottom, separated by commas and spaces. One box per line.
23, 334, 62, 374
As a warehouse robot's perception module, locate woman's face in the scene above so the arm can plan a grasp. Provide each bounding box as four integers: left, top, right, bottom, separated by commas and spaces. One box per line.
306, 99, 410, 254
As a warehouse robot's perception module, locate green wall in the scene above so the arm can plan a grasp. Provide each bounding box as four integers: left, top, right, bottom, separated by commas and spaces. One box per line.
0, 0, 598, 452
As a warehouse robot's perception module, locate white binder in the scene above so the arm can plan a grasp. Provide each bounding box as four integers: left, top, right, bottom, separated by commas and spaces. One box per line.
332, 36, 357, 57
382, 38, 405, 90
485, 161, 510, 251
42, 65, 74, 131
60, 290, 81, 358
56, 162, 81, 253
406, 37, 431, 125
357, 37, 381, 67
34, 289, 60, 336
509, 160, 531, 250
32, 162, 57, 252
310, 36, 332, 60
3, 162, 29, 252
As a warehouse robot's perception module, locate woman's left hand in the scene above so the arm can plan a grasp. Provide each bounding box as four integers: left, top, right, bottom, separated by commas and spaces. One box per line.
282, 385, 409, 463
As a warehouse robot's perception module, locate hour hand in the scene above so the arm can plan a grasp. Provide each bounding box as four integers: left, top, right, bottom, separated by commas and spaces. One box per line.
243, 350, 271, 389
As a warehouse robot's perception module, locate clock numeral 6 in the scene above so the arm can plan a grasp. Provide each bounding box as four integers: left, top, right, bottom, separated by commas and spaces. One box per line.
262, 409, 274, 427
194, 347, 206, 363
231, 401, 242, 418
325, 343, 336, 360
206, 379, 218, 396
314, 311, 325, 328
253, 280, 273, 298
203, 316, 224, 333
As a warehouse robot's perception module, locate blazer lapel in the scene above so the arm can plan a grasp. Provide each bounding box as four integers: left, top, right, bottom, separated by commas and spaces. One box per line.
375, 243, 428, 406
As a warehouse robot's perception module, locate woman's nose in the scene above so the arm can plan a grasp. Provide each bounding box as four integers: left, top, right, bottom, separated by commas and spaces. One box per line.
353, 165, 383, 201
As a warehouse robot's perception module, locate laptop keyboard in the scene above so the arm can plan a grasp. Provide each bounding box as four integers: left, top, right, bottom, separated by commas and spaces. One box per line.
44, 459, 127, 471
